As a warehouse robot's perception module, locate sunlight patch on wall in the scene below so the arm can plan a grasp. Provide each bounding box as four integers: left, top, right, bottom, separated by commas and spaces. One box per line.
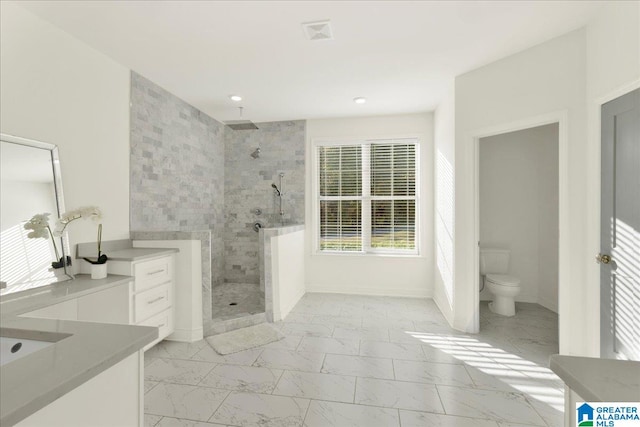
436, 150, 454, 306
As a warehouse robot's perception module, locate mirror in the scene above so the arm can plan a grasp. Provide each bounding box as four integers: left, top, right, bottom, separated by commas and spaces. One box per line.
0, 134, 73, 295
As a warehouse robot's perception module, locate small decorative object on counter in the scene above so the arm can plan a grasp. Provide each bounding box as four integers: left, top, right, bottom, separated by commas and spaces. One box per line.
24, 212, 71, 269
55, 206, 107, 279
82, 223, 108, 280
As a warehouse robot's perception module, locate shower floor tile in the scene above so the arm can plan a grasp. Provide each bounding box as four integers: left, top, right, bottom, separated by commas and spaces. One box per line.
212, 282, 264, 319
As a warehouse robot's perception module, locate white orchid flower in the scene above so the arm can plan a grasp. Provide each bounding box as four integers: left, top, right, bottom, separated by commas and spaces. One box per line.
24, 212, 61, 261
55, 206, 103, 236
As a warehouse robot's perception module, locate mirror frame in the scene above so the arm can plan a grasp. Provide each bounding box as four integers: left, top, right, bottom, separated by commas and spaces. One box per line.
0, 133, 74, 291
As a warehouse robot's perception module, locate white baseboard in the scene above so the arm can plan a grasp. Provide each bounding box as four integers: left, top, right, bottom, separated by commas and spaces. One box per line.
537, 295, 559, 313
305, 284, 431, 298
167, 327, 203, 343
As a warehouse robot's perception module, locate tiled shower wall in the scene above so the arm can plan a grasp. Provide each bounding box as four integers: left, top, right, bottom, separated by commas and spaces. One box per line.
129, 72, 225, 289
224, 121, 305, 284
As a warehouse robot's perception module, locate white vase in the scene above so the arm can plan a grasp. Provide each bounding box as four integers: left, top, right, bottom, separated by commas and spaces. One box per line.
91, 263, 107, 279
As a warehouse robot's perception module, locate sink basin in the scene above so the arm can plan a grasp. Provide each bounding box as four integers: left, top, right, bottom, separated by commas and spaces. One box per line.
0, 329, 70, 367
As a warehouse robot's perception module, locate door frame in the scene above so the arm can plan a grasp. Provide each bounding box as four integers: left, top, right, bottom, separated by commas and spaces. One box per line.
589, 79, 640, 357
469, 111, 568, 337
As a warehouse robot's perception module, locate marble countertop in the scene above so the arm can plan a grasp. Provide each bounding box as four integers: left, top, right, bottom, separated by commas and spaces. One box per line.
550, 355, 640, 401
0, 274, 132, 318
0, 316, 157, 426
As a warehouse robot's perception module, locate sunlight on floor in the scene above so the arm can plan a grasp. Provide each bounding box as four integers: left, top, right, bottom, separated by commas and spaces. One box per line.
408, 330, 564, 411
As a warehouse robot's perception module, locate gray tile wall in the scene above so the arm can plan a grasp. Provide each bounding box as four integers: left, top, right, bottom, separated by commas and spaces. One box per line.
130, 72, 225, 288
224, 121, 305, 284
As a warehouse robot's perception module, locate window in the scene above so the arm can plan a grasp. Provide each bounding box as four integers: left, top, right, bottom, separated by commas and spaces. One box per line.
316, 139, 418, 254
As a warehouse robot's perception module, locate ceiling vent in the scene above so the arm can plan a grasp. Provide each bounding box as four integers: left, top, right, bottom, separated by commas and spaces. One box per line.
302, 20, 333, 41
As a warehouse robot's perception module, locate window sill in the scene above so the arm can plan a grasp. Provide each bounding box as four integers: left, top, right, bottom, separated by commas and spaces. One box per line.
312, 251, 425, 259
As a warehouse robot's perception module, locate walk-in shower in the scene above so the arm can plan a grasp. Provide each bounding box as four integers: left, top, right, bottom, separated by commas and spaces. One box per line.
210, 120, 305, 332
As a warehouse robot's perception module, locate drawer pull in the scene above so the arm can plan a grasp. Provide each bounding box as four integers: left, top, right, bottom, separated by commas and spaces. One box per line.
147, 296, 165, 305
157, 323, 165, 328
147, 269, 165, 276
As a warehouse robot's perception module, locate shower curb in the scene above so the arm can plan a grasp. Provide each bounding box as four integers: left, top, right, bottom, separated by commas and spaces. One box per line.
205, 312, 267, 337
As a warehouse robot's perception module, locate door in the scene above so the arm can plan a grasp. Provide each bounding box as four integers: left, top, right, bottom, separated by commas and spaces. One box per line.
600, 88, 640, 361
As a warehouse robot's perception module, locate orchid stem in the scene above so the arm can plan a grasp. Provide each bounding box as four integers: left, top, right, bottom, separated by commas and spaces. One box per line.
46, 225, 61, 260
97, 224, 102, 258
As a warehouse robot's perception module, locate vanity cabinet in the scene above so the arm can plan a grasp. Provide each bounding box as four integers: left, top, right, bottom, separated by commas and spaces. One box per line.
20, 280, 133, 326
107, 254, 175, 349
23, 299, 78, 321
15, 352, 143, 427
77, 283, 131, 324
20, 254, 176, 350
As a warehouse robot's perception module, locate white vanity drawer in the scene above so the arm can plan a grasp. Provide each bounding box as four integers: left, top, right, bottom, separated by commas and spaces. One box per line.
140, 307, 173, 350
134, 256, 172, 292
134, 284, 171, 323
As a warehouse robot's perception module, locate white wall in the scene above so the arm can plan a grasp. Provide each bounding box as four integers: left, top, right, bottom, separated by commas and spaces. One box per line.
433, 82, 456, 323
271, 230, 305, 320
444, 0, 639, 357
0, 2, 131, 253
454, 29, 586, 350
305, 114, 433, 297
536, 126, 560, 313
584, 1, 640, 357
479, 124, 559, 311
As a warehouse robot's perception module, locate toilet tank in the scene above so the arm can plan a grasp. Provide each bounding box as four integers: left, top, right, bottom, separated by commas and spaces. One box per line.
480, 249, 510, 274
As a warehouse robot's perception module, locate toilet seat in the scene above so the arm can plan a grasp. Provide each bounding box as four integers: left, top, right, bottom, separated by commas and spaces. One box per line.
486, 274, 520, 287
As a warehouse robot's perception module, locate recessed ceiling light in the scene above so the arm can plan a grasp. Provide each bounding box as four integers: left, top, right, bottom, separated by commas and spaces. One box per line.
229, 95, 242, 102
353, 97, 367, 104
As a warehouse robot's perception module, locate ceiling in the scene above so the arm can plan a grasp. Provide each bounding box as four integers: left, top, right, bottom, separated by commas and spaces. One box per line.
19, 1, 604, 123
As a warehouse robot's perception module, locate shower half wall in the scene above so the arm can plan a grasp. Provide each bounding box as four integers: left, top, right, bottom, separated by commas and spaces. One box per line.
220, 120, 305, 319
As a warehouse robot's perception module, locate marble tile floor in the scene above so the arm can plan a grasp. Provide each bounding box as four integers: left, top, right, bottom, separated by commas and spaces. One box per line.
145, 294, 562, 427
212, 283, 265, 320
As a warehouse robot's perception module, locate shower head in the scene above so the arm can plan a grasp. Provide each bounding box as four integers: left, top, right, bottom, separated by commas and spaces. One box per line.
271, 183, 281, 196
225, 106, 259, 130
226, 121, 259, 130
250, 148, 261, 159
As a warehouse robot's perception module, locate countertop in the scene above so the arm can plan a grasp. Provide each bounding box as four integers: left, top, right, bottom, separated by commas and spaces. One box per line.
550, 355, 640, 401
0, 316, 157, 426
0, 274, 132, 318
0, 275, 158, 425
76, 240, 178, 262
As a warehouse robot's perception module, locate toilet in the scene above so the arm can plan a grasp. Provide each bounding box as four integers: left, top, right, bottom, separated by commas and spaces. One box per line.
480, 248, 521, 316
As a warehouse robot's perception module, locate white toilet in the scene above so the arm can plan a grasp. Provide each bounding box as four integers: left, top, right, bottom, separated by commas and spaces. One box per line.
480, 248, 521, 316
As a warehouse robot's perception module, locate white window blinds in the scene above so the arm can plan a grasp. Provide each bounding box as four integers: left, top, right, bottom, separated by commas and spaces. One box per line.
319, 145, 363, 251
370, 143, 416, 250
317, 139, 418, 253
